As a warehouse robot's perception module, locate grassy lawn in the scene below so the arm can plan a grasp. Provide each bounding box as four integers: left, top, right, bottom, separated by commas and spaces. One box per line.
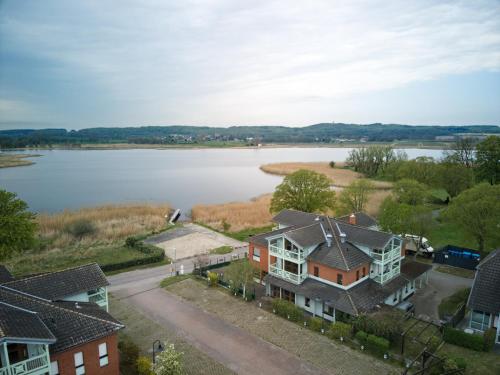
209, 246, 233, 255
160, 274, 192, 288
437, 343, 500, 375
427, 219, 479, 250
224, 225, 275, 241
435, 265, 475, 279
438, 288, 470, 319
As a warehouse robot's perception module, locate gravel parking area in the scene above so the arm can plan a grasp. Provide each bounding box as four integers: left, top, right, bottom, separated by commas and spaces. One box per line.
166, 278, 399, 375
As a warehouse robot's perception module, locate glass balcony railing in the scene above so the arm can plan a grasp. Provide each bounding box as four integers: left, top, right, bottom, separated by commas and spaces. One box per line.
269, 264, 307, 284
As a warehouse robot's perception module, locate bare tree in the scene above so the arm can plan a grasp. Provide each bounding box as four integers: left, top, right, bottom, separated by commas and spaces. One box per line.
444, 138, 475, 168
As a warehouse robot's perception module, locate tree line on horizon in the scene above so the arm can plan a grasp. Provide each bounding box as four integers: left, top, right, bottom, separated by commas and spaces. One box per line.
1, 123, 499, 148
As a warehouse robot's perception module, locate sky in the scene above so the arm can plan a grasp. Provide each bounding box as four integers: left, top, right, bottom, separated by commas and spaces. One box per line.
0, 0, 499, 130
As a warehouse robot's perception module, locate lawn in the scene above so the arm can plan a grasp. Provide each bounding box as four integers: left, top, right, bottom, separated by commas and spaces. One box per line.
438, 288, 470, 319
437, 343, 500, 375
427, 219, 479, 251
435, 265, 475, 279
209, 246, 233, 255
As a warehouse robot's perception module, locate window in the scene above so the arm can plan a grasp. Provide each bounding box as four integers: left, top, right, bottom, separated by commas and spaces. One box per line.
337, 273, 343, 285
470, 310, 491, 331
356, 270, 360, 281
99, 342, 109, 367
362, 267, 366, 277
74, 352, 85, 375
253, 247, 260, 262
323, 304, 334, 316
50, 361, 59, 375
305, 297, 310, 307
313, 266, 319, 277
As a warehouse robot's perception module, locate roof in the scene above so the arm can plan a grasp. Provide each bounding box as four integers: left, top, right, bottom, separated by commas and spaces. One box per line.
4, 263, 109, 301
0, 286, 123, 353
0, 266, 14, 284
249, 227, 291, 247
284, 223, 326, 248
336, 222, 393, 249
272, 209, 319, 228
336, 212, 378, 228
467, 249, 500, 314
308, 241, 372, 271
400, 260, 432, 280
0, 303, 56, 344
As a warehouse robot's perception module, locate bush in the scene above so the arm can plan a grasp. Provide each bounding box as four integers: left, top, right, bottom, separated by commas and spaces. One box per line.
207, 271, 218, 287
64, 219, 96, 238
352, 312, 403, 342
308, 317, 324, 332
483, 328, 496, 352
118, 338, 140, 369
136, 356, 153, 375
443, 357, 467, 372
426, 335, 441, 352
355, 330, 368, 345
329, 161, 335, 168
125, 236, 140, 248
366, 334, 390, 357
328, 321, 352, 339
272, 299, 303, 322
443, 327, 485, 351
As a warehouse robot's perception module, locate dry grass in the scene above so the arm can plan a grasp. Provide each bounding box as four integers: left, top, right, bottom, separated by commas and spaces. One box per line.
192, 194, 273, 231
0, 153, 39, 168
37, 204, 171, 248
260, 162, 392, 189
364, 190, 392, 216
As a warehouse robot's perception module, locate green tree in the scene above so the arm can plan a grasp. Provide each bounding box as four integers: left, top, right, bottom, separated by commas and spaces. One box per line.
270, 169, 335, 213
438, 163, 474, 197
392, 179, 428, 206
0, 189, 37, 260
475, 136, 500, 185
153, 344, 183, 375
443, 138, 476, 168
346, 146, 406, 177
337, 179, 374, 214
224, 259, 255, 298
443, 183, 500, 252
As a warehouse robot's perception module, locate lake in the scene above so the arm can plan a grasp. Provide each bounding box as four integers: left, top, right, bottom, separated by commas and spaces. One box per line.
0, 148, 443, 215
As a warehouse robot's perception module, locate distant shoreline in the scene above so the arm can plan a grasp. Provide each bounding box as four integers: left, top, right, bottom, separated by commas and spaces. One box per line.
0, 141, 449, 151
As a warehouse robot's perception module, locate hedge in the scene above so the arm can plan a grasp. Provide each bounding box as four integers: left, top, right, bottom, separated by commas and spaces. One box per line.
355, 330, 368, 345
101, 237, 166, 272
328, 321, 352, 339
352, 312, 403, 342
483, 328, 496, 352
443, 327, 485, 352
272, 299, 303, 322
366, 334, 390, 357
308, 317, 324, 332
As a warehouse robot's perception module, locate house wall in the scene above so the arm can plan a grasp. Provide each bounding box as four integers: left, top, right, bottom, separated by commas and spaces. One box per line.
248, 243, 269, 275
307, 260, 369, 287
50, 333, 119, 375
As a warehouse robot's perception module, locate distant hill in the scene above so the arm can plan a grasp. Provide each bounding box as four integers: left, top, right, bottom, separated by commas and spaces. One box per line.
0, 123, 499, 148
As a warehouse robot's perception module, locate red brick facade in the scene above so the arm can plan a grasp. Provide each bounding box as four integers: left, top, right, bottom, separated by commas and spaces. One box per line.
50, 333, 119, 375
248, 243, 269, 280
307, 260, 369, 286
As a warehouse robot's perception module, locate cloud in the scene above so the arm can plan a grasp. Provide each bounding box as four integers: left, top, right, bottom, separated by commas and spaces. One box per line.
0, 0, 499, 127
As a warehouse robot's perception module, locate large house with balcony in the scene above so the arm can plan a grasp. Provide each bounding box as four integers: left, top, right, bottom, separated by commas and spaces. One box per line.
0, 263, 123, 375
467, 249, 500, 345
248, 210, 431, 320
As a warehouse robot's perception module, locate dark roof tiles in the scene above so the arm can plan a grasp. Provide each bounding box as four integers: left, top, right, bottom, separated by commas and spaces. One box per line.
468, 249, 500, 314
0, 303, 56, 343
336, 212, 378, 228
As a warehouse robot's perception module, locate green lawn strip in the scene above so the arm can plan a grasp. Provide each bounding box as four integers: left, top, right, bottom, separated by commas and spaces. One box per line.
427, 219, 479, 251
195, 222, 274, 242
435, 265, 475, 279
110, 296, 235, 375
437, 343, 500, 375
160, 274, 193, 288
209, 246, 233, 255
104, 258, 171, 276
438, 288, 471, 319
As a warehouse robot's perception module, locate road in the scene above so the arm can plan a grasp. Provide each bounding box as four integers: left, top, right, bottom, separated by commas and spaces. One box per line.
109, 248, 330, 375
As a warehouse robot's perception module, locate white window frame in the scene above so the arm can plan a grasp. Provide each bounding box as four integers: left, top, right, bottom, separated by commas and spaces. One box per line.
74, 351, 85, 375
470, 310, 491, 331
253, 247, 260, 262
98, 342, 109, 367
50, 360, 59, 375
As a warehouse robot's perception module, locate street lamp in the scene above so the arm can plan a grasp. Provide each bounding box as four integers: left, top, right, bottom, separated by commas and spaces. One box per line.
152, 340, 164, 364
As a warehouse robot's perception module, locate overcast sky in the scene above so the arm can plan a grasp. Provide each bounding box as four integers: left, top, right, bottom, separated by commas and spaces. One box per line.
1, 0, 499, 129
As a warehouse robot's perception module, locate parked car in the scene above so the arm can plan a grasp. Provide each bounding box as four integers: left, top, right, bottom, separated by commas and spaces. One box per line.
396, 300, 415, 315
403, 234, 434, 256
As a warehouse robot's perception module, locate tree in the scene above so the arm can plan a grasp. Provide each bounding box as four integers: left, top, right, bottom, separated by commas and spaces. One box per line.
153, 344, 183, 375
475, 136, 500, 185
337, 179, 374, 214
270, 169, 335, 213
0, 189, 37, 260
392, 179, 428, 206
438, 162, 474, 197
346, 146, 406, 177
224, 259, 255, 298
443, 138, 476, 168
443, 183, 500, 252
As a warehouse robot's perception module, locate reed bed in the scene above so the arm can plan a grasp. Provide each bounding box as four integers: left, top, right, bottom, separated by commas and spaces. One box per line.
260, 162, 392, 189
192, 194, 273, 231
37, 204, 171, 248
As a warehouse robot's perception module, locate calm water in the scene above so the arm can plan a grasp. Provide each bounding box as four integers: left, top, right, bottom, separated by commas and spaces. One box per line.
0, 148, 443, 215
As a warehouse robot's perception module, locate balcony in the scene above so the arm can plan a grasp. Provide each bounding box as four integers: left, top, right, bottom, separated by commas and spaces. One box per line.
269, 245, 303, 263
88, 287, 108, 310
1, 353, 49, 375
372, 266, 401, 284
371, 248, 400, 263
269, 264, 307, 284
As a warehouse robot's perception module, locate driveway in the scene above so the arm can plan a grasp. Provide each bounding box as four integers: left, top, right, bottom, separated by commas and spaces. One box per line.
145, 223, 247, 260
410, 266, 473, 321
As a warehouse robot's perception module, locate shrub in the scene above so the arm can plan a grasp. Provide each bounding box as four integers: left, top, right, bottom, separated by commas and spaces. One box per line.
64, 218, 96, 238
329, 161, 336, 168
328, 321, 352, 339
442, 357, 466, 372
483, 328, 496, 352
426, 335, 441, 352
308, 317, 324, 332
352, 312, 403, 342
272, 299, 303, 322
443, 327, 484, 352
136, 356, 154, 375
207, 272, 218, 287
355, 330, 368, 345
125, 236, 139, 248
366, 334, 390, 357
118, 338, 140, 368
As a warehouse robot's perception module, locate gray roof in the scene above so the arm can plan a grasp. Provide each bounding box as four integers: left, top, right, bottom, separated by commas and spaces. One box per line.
272, 209, 319, 227
249, 227, 292, 247
285, 223, 326, 248
337, 222, 393, 249
467, 249, 500, 314
336, 212, 378, 228
0, 286, 123, 353
0, 303, 56, 344
308, 241, 372, 271
0, 266, 14, 283
4, 263, 109, 301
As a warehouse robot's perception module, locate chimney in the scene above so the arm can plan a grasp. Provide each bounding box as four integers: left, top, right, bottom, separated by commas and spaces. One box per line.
326, 233, 333, 247
349, 213, 357, 225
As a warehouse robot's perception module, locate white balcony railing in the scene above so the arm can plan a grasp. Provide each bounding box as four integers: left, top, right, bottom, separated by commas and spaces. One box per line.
269, 245, 303, 263
269, 264, 307, 284
372, 266, 400, 284
0, 368, 9, 375
9, 353, 49, 375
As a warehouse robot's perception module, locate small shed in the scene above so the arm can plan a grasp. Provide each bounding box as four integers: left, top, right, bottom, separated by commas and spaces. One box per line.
433, 245, 482, 270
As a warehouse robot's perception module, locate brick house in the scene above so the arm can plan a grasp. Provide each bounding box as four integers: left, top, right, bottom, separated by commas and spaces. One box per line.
0, 263, 123, 375
248, 210, 431, 320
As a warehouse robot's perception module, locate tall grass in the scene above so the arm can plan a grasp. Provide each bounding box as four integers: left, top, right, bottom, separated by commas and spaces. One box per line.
192, 194, 273, 231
